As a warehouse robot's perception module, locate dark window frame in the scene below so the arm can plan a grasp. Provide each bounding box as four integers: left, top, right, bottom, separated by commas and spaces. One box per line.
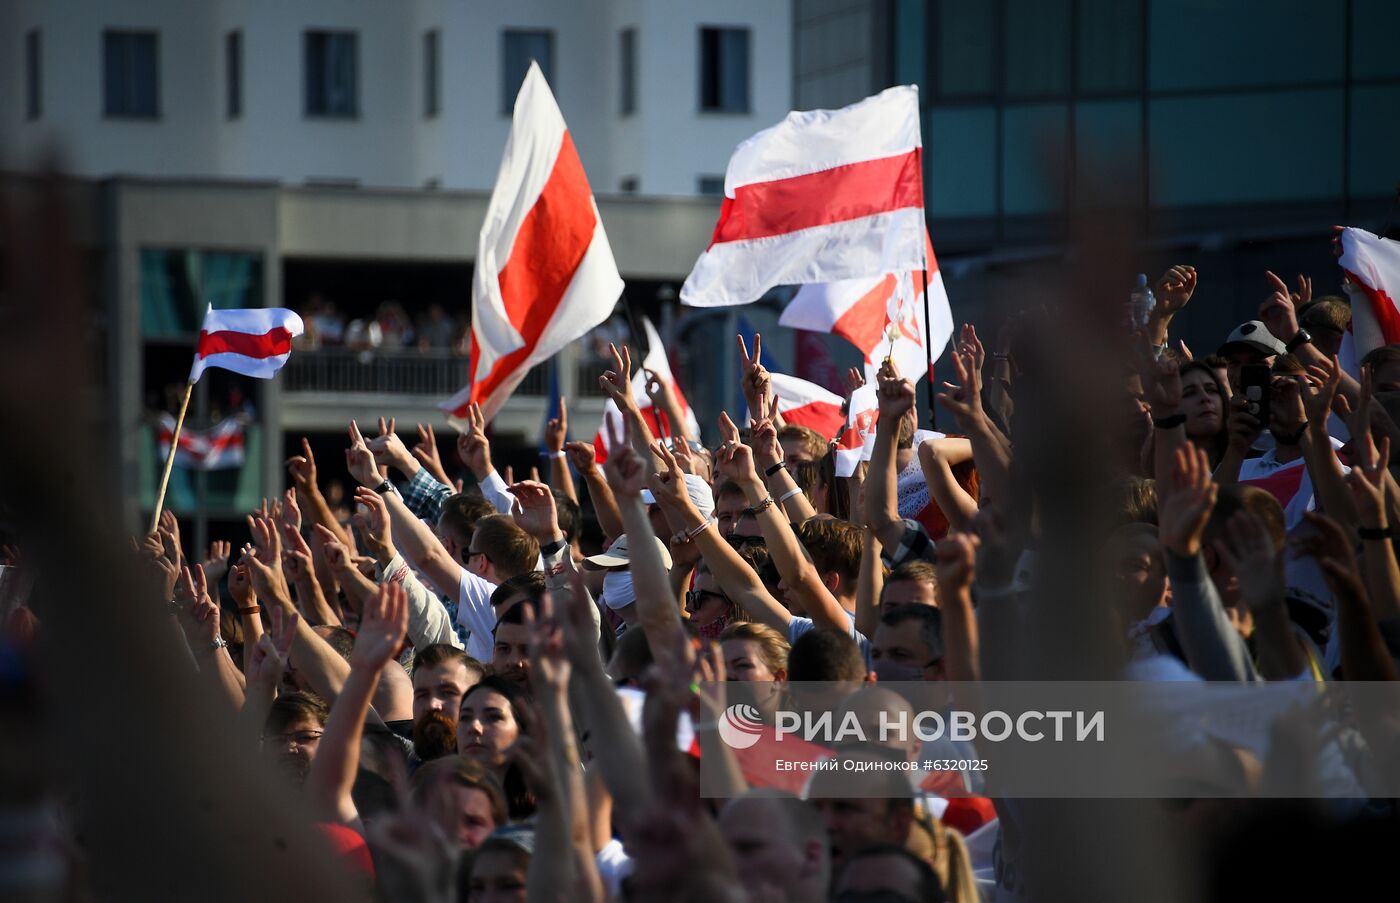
424, 29, 440, 118
619, 27, 637, 115
698, 25, 751, 114
501, 29, 555, 115
25, 29, 41, 120
103, 29, 161, 119
226, 30, 242, 119
304, 30, 359, 119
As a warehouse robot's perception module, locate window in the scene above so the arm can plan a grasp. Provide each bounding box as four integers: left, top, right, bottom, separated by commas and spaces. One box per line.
502, 30, 554, 113
928, 2, 995, 98
25, 30, 40, 120
620, 176, 639, 193
619, 28, 636, 115
103, 30, 159, 118
304, 31, 358, 117
424, 30, 440, 117
699, 27, 749, 112
226, 31, 242, 118
697, 175, 726, 197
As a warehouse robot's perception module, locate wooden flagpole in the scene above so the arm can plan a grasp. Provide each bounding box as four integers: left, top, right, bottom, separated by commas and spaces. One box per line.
149, 380, 194, 533
920, 263, 935, 424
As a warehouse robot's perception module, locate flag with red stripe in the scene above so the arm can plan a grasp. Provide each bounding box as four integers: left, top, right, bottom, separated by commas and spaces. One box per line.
762, 372, 846, 439
782, 226, 954, 385
1339, 227, 1400, 361
442, 62, 623, 423
1238, 438, 1348, 529
593, 318, 700, 464
680, 85, 926, 308
189, 306, 304, 383
157, 414, 245, 470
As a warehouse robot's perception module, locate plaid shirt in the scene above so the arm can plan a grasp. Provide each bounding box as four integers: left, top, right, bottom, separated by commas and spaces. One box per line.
401, 467, 454, 524
880, 518, 935, 569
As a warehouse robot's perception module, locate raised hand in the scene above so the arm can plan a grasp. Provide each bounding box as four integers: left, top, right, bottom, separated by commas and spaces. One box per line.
228, 561, 255, 610
877, 372, 916, 420
1293, 273, 1313, 308
1154, 265, 1198, 318
646, 441, 693, 512
312, 523, 353, 570
543, 397, 569, 453
935, 348, 985, 431
563, 439, 598, 476
644, 369, 676, 409
1302, 355, 1343, 426
366, 416, 416, 475
1260, 270, 1301, 342
844, 367, 866, 399
455, 403, 493, 479
1217, 510, 1285, 613
737, 333, 773, 418
934, 530, 980, 596
142, 532, 181, 602
1158, 444, 1218, 557
346, 420, 382, 488
245, 514, 289, 601
351, 582, 408, 671
411, 422, 449, 480
1293, 511, 1365, 603
509, 479, 562, 541
714, 432, 759, 488
177, 564, 220, 645
1226, 395, 1264, 453
285, 437, 319, 495
280, 523, 316, 583
278, 487, 302, 534
717, 410, 741, 445
201, 540, 232, 585
350, 487, 393, 556
670, 435, 698, 476
750, 416, 782, 473
957, 323, 986, 377
523, 591, 570, 692
1138, 345, 1183, 416
1346, 423, 1390, 528
602, 417, 647, 499
598, 343, 636, 409
247, 607, 297, 696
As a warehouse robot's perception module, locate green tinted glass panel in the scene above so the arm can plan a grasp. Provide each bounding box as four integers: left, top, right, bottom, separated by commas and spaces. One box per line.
1350, 85, 1400, 198
1003, 104, 1069, 214
1005, 0, 1070, 97
1077, 0, 1142, 94
1352, 0, 1400, 79
1149, 0, 1342, 91
926, 106, 997, 216
936, 1, 996, 97
1074, 100, 1142, 203
1149, 90, 1343, 205
141, 250, 263, 338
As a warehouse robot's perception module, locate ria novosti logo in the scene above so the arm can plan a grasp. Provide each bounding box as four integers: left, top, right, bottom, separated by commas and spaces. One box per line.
717, 703, 765, 749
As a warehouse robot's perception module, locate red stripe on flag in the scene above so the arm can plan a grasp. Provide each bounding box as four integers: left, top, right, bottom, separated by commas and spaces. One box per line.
780, 400, 846, 439
831, 274, 897, 355
1344, 268, 1400, 346
472, 132, 598, 404
1241, 464, 1307, 509
197, 327, 294, 360
709, 149, 924, 247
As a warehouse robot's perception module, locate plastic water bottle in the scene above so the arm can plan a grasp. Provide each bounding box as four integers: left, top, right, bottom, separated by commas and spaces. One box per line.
1127, 273, 1155, 331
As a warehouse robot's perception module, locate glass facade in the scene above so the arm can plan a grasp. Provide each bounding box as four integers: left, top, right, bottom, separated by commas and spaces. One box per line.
897, 0, 1400, 244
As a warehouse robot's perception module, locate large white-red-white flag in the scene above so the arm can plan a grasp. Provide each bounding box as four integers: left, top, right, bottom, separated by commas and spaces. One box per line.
680, 85, 925, 308
762, 372, 846, 439
442, 62, 623, 422
593, 318, 701, 464
1338, 227, 1400, 364
189, 306, 304, 383
157, 414, 246, 470
782, 226, 953, 384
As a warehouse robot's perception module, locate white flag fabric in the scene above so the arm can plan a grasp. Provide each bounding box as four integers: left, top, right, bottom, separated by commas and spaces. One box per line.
157, 414, 246, 470
834, 385, 879, 477
442, 62, 623, 423
189, 306, 304, 383
681, 85, 926, 308
759, 373, 846, 440
1338, 227, 1400, 361
593, 318, 701, 464
782, 227, 953, 385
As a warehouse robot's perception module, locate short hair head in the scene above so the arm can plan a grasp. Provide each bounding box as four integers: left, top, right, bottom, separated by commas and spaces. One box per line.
787, 628, 867, 683
265, 691, 329, 737
438, 492, 495, 544
719, 621, 790, 675
412, 644, 484, 682
472, 515, 541, 580
552, 490, 580, 544
777, 424, 828, 461
797, 516, 862, 587
410, 754, 508, 826
489, 570, 547, 616
879, 604, 944, 662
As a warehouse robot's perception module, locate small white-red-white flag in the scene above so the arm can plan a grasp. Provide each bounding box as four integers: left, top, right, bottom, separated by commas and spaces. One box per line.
189, 306, 304, 383
1239, 437, 1348, 530
760, 373, 846, 439
442, 62, 623, 423
593, 318, 700, 464
680, 85, 925, 308
157, 414, 246, 470
782, 226, 953, 384
834, 384, 879, 477
1338, 227, 1400, 362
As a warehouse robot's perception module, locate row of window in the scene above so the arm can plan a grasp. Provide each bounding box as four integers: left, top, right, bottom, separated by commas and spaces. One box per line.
21, 26, 753, 121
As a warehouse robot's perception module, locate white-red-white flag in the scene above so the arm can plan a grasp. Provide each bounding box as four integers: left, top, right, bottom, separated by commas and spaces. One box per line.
782, 226, 953, 384
1338, 227, 1400, 362
680, 85, 925, 308
157, 414, 245, 470
442, 62, 623, 423
1239, 437, 1349, 530
189, 306, 304, 383
593, 318, 700, 464
834, 385, 878, 477
760, 373, 845, 439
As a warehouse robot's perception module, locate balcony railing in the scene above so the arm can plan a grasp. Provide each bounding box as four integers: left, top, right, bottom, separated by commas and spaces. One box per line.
282, 348, 611, 398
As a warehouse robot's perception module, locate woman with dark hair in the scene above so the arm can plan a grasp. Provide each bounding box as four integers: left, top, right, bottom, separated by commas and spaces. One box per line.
794, 451, 852, 520
1177, 360, 1229, 467
456, 675, 535, 820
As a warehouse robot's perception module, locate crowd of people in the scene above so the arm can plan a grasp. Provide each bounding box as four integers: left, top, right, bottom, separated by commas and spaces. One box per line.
8, 239, 1400, 902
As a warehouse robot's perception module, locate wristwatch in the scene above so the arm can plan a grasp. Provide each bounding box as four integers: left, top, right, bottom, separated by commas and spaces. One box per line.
374, 479, 395, 495
1285, 329, 1313, 353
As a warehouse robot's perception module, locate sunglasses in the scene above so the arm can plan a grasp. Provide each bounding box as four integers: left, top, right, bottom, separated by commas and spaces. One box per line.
685, 589, 728, 609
